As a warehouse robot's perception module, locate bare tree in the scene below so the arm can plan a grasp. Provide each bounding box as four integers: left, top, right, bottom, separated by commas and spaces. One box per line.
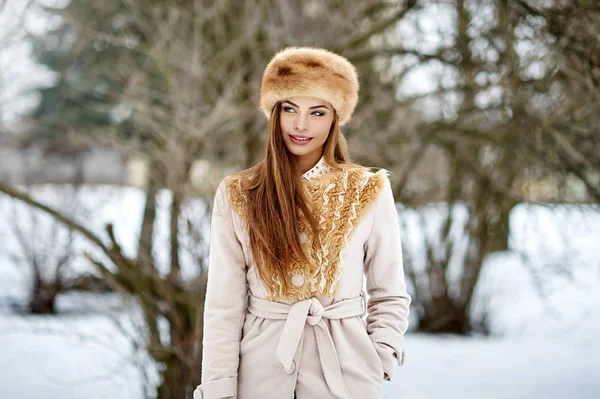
3, 186, 79, 313
343, 0, 600, 333
0, 183, 120, 314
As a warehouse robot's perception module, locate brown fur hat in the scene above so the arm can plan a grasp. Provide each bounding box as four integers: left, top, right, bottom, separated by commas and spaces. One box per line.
260, 46, 359, 125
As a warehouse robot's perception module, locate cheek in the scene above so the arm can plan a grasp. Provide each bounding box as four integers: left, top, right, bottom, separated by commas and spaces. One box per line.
316, 120, 333, 141
279, 115, 292, 133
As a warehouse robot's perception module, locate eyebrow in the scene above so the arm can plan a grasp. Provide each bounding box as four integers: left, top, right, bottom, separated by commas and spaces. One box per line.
282, 100, 330, 110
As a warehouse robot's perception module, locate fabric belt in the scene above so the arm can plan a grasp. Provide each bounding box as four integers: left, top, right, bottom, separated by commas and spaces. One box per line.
247, 293, 366, 399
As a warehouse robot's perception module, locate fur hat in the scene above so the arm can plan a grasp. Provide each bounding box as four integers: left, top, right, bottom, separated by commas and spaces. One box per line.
260, 46, 359, 125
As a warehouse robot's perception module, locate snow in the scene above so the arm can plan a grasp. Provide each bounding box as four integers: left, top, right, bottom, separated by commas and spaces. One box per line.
383, 333, 600, 399
0, 311, 144, 399
1, 185, 599, 399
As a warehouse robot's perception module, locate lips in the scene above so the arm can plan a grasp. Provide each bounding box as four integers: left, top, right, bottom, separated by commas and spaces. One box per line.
289, 135, 313, 145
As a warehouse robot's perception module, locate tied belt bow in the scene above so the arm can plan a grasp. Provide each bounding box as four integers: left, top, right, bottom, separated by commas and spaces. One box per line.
247, 293, 366, 399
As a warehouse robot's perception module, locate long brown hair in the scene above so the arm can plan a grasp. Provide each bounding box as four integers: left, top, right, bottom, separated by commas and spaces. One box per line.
236, 102, 358, 294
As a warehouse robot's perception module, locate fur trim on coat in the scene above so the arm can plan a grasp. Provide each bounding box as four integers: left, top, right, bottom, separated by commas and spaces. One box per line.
224, 166, 386, 300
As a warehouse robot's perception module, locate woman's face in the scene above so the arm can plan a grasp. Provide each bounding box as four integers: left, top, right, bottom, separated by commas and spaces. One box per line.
279, 96, 335, 165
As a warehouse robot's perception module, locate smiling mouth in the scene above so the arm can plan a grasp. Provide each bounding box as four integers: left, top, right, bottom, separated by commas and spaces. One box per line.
289, 135, 313, 145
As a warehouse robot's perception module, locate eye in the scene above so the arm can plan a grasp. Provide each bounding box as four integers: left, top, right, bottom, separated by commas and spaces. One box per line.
283, 106, 296, 113
312, 110, 326, 116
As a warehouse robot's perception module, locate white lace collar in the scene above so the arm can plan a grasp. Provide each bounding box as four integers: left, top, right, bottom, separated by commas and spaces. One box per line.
301, 155, 333, 181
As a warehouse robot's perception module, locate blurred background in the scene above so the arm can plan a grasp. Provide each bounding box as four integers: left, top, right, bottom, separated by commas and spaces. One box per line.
0, 0, 599, 398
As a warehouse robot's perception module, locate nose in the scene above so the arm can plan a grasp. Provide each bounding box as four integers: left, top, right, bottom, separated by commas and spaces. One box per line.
294, 113, 309, 132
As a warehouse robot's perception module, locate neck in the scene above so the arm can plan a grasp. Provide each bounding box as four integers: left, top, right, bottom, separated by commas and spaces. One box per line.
295, 151, 322, 176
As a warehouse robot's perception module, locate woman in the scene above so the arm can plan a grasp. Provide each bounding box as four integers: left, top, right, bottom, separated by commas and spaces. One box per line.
194, 47, 411, 399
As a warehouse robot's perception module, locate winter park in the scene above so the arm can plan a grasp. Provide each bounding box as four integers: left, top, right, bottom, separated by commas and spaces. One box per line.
1, 1, 599, 399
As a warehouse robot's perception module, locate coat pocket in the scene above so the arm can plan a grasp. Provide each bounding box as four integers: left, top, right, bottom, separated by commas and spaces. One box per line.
367, 340, 384, 379
350, 319, 384, 381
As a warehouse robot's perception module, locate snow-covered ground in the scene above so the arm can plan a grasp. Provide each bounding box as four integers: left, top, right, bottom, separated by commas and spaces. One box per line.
1, 185, 599, 399
0, 304, 147, 399
384, 332, 600, 399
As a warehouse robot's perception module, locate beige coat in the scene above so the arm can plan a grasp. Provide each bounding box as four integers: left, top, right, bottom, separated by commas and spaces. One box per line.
194, 157, 411, 399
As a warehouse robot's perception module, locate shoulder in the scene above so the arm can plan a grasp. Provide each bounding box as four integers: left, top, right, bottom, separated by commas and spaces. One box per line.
214, 172, 251, 219
340, 164, 391, 198
319, 164, 392, 215
354, 167, 392, 210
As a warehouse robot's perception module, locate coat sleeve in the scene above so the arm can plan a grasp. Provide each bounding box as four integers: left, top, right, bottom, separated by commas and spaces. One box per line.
194, 179, 248, 399
364, 173, 412, 381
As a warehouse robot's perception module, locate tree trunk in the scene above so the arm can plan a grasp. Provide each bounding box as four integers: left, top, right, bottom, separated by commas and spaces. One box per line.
417, 295, 469, 334
29, 278, 58, 314
156, 350, 190, 399
137, 160, 159, 269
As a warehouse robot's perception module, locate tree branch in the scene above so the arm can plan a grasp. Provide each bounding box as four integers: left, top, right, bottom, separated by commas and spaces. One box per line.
0, 183, 120, 268
340, 0, 418, 49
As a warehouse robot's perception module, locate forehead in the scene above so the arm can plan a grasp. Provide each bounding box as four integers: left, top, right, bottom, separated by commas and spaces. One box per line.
283, 96, 332, 109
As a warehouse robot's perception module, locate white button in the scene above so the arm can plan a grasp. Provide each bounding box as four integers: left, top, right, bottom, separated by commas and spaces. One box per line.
283, 360, 296, 374
291, 274, 305, 287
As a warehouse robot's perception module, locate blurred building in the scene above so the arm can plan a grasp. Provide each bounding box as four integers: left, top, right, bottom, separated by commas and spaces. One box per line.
0, 140, 127, 185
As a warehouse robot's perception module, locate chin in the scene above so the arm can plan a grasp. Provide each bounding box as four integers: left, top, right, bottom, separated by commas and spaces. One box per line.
287, 147, 311, 156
